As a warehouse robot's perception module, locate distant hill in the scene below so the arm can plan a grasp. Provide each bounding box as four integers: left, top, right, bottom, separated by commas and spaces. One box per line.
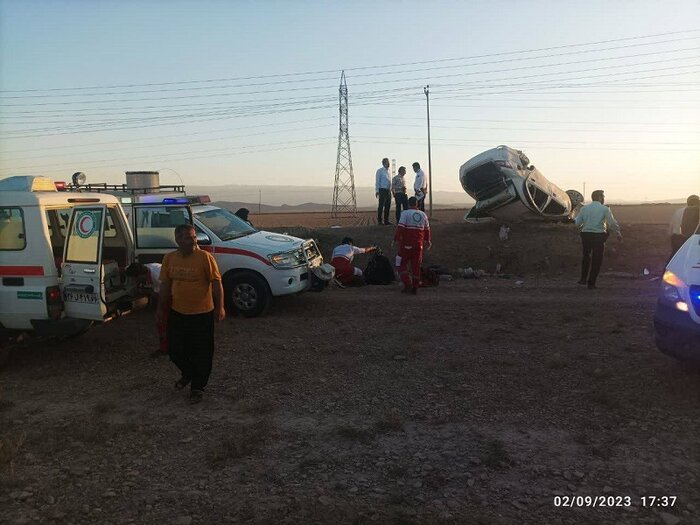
190, 184, 471, 208
213, 201, 332, 213
214, 201, 466, 214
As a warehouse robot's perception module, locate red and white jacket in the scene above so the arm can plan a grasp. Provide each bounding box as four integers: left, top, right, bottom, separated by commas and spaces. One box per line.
394, 208, 431, 248
330, 244, 369, 280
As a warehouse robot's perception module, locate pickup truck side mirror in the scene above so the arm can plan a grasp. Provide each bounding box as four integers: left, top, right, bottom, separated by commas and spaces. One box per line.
196, 233, 212, 246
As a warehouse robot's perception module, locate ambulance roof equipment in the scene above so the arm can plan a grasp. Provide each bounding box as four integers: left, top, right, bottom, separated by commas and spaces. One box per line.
0, 176, 58, 192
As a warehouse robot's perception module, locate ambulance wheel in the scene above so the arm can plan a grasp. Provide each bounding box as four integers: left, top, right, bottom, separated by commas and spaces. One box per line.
224, 272, 270, 317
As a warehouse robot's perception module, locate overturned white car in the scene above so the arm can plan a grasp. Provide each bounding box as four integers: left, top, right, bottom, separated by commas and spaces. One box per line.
654, 228, 700, 362
459, 145, 583, 223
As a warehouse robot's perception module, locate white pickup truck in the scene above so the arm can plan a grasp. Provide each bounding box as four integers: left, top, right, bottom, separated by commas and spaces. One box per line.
62, 173, 326, 317
654, 226, 700, 362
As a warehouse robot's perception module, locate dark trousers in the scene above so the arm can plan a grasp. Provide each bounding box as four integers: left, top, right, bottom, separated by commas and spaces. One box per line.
580, 232, 608, 286
167, 309, 215, 391
417, 194, 426, 212
394, 192, 408, 223
377, 189, 391, 223
670, 234, 688, 260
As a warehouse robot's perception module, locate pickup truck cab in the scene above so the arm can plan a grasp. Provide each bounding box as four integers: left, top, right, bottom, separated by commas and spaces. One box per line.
61, 175, 326, 317
0, 176, 191, 335
654, 227, 700, 362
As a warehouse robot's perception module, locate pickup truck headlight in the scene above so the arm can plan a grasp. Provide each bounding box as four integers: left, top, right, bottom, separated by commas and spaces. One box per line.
268, 249, 305, 269
661, 270, 688, 312
661, 282, 681, 302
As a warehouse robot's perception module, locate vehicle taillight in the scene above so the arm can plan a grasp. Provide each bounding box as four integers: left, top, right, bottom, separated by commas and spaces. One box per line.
54, 181, 66, 190
46, 285, 64, 320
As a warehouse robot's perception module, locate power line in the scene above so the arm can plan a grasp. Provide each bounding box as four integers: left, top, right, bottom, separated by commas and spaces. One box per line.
353, 139, 699, 152
2, 28, 698, 93
0, 137, 337, 173
3, 62, 698, 139
2, 46, 698, 107
3, 40, 699, 99
0, 116, 336, 155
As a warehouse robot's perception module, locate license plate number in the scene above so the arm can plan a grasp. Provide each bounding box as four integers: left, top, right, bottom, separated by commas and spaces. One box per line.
64, 291, 98, 303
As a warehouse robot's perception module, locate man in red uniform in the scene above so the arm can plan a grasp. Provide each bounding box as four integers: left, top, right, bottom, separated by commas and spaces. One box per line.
393, 196, 432, 294
330, 237, 377, 286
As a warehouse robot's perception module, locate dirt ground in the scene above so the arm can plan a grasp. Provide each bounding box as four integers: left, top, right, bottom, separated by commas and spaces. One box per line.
1, 206, 699, 524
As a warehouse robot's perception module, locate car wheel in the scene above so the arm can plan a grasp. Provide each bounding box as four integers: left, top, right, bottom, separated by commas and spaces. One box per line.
224, 273, 270, 317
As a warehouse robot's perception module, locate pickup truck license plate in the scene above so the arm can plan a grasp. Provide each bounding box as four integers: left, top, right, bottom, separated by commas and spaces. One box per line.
64, 291, 98, 303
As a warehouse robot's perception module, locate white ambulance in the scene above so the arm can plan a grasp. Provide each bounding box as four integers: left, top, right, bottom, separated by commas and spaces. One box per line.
61, 171, 327, 317
0, 175, 193, 336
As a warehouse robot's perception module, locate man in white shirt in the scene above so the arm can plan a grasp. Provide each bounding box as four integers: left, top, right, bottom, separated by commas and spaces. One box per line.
669, 194, 699, 258
412, 162, 427, 212
574, 190, 622, 289
375, 158, 392, 225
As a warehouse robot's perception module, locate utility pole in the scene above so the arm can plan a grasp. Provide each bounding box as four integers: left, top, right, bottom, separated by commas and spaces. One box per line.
332, 71, 357, 217
424, 85, 433, 218
258, 189, 261, 214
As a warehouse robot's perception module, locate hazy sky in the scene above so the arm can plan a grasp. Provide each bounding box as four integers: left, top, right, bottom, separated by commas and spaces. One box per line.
1, 0, 698, 203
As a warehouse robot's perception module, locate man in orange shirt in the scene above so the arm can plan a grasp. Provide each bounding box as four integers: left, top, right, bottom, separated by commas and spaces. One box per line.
157, 224, 226, 404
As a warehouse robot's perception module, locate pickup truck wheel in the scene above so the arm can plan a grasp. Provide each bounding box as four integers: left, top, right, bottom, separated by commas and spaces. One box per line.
224, 273, 270, 317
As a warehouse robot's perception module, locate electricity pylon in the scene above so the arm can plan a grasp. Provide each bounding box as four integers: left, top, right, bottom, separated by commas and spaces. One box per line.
331, 71, 357, 217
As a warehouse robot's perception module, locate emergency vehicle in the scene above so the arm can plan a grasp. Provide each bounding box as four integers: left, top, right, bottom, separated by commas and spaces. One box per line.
61, 171, 326, 317
654, 225, 700, 362
0, 175, 192, 335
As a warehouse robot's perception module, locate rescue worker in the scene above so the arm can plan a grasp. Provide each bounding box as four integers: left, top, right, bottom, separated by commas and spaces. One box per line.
157, 224, 226, 404
574, 190, 622, 290
393, 196, 432, 294
330, 237, 377, 286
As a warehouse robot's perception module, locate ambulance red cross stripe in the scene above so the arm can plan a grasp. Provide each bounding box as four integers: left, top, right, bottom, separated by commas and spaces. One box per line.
199, 245, 271, 266
0, 266, 45, 276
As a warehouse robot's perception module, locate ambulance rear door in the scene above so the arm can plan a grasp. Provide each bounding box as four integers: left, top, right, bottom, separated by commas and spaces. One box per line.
60, 205, 108, 321
131, 202, 193, 264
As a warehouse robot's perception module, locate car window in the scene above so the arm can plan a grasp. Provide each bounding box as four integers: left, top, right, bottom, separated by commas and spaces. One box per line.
0, 207, 26, 250
195, 207, 255, 241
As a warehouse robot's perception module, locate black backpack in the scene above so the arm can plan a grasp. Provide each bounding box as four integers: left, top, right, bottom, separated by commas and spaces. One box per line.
364, 251, 395, 285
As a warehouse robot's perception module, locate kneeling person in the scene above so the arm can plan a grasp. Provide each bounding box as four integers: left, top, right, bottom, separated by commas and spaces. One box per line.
330, 237, 377, 286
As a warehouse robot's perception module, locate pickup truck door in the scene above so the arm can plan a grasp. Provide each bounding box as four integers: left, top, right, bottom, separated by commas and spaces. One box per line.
131, 203, 193, 264
60, 205, 108, 321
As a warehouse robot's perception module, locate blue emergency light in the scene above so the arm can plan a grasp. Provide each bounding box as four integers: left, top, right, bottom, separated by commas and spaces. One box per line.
162, 198, 190, 204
